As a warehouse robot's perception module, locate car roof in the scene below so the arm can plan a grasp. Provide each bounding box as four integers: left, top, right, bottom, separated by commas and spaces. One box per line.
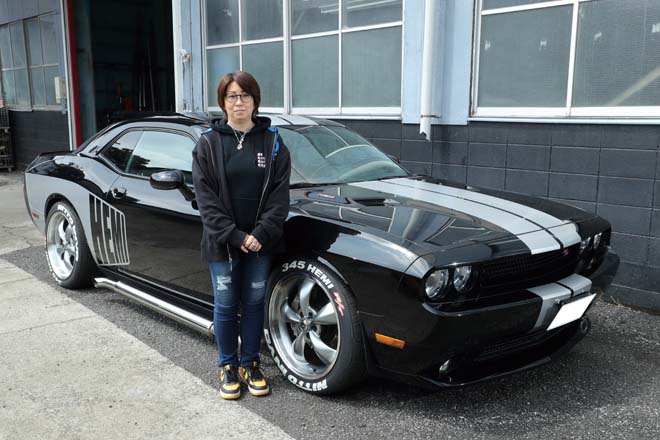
105, 112, 344, 129
81, 113, 346, 155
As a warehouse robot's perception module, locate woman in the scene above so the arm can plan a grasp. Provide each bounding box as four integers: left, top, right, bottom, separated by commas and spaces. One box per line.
192, 71, 291, 400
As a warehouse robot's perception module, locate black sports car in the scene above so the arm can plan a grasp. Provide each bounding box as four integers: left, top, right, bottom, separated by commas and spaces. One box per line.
24, 114, 619, 394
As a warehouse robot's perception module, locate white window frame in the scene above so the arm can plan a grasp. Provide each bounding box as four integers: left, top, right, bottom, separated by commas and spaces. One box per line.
1, 15, 62, 111
472, 0, 660, 121
1, 21, 31, 109
25, 14, 62, 110
202, 0, 404, 118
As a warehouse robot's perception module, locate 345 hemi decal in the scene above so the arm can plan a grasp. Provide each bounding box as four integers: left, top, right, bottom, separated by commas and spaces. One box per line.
282, 260, 335, 289
89, 194, 130, 265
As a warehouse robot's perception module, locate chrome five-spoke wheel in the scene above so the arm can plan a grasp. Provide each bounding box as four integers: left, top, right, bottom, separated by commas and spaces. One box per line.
265, 258, 366, 394
269, 275, 340, 379
46, 210, 79, 279
45, 202, 96, 289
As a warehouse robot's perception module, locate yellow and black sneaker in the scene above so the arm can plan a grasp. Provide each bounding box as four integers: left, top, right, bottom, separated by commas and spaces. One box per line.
219, 365, 241, 400
239, 361, 270, 396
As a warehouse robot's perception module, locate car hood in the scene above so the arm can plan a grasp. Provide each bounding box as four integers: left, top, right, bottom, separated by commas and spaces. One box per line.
291, 176, 596, 257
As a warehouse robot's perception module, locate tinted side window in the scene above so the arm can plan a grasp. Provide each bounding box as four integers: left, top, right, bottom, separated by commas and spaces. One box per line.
125, 131, 196, 183
102, 130, 143, 171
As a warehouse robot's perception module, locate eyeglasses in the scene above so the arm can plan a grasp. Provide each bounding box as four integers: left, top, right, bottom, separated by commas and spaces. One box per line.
224, 93, 253, 103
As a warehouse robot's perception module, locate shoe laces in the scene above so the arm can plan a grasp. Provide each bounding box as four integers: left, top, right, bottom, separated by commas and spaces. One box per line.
246, 361, 264, 382
222, 365, 239, 383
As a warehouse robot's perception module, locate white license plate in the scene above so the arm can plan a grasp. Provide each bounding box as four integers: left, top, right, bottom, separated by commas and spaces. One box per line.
547, 293, 596, 331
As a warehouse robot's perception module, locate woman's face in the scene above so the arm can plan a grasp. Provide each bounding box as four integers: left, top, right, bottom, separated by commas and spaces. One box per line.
223, 81, 255, 126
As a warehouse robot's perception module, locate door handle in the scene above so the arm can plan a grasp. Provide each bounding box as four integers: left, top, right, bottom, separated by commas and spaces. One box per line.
111, 187, 127, 198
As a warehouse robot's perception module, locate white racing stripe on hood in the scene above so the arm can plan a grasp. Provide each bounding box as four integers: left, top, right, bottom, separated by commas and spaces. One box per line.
350, 180, 561, 254
387, 178, 581, 248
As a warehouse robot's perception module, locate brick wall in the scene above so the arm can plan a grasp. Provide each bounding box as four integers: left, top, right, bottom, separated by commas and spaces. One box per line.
340, 119, 660, 312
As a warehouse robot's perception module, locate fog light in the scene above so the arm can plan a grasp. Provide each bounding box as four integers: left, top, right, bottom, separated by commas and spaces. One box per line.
439, 359, 452, 374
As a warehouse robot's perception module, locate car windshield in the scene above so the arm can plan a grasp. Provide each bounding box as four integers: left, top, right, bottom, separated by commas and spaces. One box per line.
278, 125, 408, 186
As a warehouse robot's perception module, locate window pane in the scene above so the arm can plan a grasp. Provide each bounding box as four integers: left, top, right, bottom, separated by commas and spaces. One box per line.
103, 130, 143, 171
26, 19, 43, 66
206, 0, 239, 45
292, 0, 338, 36
343, 0, 402, 28
40, 15, 59, 65
30, 67, 45, 105
9, 22, 26, 68
477, 6, 572, 107
292, 36, 338, 107
14, 68, 30, 106
206, 46, 239, 106
483, 0, 556, 10
241, 0, 282, 41
573, 0, 660, 107
342, 27, 401, 107
1, 71, 16, 104
127, 131, 196, 184
243, 42, 283, 107
0, 26, 12, 69
44, 65, 59, 105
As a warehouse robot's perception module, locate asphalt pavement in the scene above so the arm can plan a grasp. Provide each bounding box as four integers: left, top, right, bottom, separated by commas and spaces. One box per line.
2, 170, 660, 440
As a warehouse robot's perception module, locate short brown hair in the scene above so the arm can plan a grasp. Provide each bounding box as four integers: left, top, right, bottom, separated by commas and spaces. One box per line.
216, 71, 261, 118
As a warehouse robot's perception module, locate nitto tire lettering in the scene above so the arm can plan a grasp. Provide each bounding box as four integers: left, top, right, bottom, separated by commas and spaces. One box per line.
286, 375, 328, 392
264, 329, 288, 376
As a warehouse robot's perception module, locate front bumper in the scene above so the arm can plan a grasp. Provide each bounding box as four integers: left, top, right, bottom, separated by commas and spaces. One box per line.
367, 249, 619, 388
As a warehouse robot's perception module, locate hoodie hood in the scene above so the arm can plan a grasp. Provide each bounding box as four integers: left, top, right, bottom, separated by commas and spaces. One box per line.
209, 116, 272, 135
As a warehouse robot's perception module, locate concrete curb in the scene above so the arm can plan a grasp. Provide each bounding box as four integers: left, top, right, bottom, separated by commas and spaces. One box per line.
0, 260, 294, 440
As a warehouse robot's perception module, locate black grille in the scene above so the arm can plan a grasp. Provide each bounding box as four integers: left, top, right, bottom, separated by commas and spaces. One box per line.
479, 245, 580, 290
475, 327, 563, 361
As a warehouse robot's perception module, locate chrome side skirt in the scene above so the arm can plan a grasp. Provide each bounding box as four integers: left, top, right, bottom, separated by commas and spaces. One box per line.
94, 277, 214, 337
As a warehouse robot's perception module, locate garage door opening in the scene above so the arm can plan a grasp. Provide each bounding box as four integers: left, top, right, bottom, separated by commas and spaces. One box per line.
70, 0, 174, 143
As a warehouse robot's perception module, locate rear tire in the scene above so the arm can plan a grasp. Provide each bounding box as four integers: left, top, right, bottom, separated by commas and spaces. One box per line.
45, 201, 97, 289
264, 257, 366, 394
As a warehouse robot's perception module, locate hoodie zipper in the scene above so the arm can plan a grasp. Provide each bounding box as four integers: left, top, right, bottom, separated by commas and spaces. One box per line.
206, 135, 231, 262
253, 133, 275, 257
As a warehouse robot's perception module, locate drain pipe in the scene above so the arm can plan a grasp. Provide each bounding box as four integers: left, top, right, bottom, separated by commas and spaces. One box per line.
420, 0, 439, 141
94, 277, 214, 337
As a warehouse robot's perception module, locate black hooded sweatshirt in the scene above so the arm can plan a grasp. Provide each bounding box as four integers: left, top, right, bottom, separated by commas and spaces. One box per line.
192, 116, 291, 262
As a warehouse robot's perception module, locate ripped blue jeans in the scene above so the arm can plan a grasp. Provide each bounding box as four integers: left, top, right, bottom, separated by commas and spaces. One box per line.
209, 253, 272, 368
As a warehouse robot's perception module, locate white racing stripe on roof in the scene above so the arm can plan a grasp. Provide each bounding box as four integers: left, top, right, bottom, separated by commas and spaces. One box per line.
388, 178, 581, 248
350, 180, 560, 254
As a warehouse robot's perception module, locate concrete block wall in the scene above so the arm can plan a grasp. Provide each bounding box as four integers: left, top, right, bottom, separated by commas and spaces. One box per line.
341, 119, 660, 312
9, 111, 70, 168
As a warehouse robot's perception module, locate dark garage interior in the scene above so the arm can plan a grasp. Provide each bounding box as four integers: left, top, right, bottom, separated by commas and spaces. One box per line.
73, 0, 175, 140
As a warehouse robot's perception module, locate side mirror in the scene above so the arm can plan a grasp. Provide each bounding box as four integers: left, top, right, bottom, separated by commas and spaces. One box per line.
150, 169, 184, 191
150, 169, 196, 202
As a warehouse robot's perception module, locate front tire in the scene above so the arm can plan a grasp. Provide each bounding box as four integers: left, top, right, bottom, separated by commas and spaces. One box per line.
264, 257, 366, 394
45, 201, 97, 288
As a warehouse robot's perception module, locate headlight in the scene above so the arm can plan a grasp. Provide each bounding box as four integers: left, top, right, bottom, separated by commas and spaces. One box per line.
425, 269, 449, 299
453, 265, 472, 292
579, 238, 591, 254
593, 232, 602, 249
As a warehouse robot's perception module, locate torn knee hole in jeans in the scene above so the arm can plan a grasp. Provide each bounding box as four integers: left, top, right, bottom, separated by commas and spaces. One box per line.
251, 280, 266, 289
215, 275, 232, 291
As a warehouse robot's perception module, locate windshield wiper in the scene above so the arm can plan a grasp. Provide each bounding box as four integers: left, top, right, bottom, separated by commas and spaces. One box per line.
290, 182, 340, 189
373, 174, 408, 181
